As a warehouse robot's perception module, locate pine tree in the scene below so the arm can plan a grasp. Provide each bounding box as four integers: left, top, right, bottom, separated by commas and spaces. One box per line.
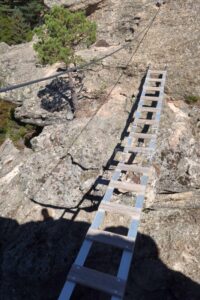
15, 1, 46, 28
34, 6, 96, 65
0, 9, 32, 45
0, 0, 46, 45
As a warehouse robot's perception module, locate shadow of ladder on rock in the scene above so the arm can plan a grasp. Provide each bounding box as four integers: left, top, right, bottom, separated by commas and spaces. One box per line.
58, 68, 167, 300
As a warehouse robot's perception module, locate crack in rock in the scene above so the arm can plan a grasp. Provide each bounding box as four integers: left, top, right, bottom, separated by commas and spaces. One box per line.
68, 153, 99, 171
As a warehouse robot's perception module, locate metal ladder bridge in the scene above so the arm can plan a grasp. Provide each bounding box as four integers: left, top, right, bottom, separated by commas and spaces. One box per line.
59, 67, 167, 300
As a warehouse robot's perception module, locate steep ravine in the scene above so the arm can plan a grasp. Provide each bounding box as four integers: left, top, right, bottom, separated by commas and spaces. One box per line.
0, 1, 200, 299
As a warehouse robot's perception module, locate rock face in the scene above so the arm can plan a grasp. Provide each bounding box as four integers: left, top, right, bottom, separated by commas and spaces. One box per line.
0, 0, 200, 299
19, 87, 128, 207
156, 101, 200, 194
13, 73, 83, 126
0, 41, 47, 105
0, 42, 79, 125
1, 0, 199, 125
44, 0, 105, 13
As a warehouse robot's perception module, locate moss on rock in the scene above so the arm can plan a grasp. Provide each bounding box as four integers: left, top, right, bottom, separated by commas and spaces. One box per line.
0, 100, 37, 148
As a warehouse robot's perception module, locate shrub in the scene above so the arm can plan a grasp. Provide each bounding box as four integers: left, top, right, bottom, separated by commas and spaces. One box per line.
0, 100, 36, 147
185, 95, 200, 104
14, 1, 46, 28
0, 1, 46, 45
34, 6, 96, 65
0, 10, 32, 45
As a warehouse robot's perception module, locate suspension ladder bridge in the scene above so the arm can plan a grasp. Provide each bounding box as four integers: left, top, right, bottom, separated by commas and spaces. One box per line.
58, 67, 167, 299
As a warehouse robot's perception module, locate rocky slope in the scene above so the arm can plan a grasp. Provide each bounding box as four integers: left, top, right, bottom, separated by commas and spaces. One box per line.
0, 0, 200, 299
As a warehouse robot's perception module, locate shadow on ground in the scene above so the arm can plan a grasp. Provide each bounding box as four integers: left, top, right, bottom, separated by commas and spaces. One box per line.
0, 210, 200, 300
38, 77, 74, 113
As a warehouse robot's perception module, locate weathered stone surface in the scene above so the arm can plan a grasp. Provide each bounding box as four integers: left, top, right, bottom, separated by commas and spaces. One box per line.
0, 1, 200, 299
30, 117, 89, 152
0, 140, 36, 223
155, 100, 200, 193
68, 87, 128, 169
18, 86, 128, 207
0, 42, 10, 55
0, 42, 77, 125
0, 0, 199, 125
0, 42, 46, 104
44, 0, 105, 12
34, 154, 99, 207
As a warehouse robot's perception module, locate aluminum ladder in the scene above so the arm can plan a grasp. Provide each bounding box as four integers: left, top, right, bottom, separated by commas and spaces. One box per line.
58, 67, 167, 300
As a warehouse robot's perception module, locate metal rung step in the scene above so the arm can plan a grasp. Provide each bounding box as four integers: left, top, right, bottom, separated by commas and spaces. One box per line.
145, 86, 162, 91
117, 163, 151, 175
100, 201, 141, 218
135, 119, 159, 125
130, 133, 156, 139
150, 70, 166, 74
141, 96, 161, 101
147, 78, 163, 82
110, 180, 145, 193
138, 107, 160, 113
125, 146, 154, 153
68, 264, 126, 298
86, 228, 135, 251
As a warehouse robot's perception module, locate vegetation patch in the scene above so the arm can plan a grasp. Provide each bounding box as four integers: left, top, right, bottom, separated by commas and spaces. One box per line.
0, 0, 46, 45
34, 6, 96, 65
185, 95, 200, 104
0, 100, 40, 148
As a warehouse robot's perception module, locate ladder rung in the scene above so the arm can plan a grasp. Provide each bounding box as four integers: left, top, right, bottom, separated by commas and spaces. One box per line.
145, 86, 162, 91
147, 78, 163, 82
141, 96, 160, 101
150, 70, 166, 74
125, 146, 154, 153
117, 163, 151, 175
86, 228, 135, 251
135, 119, 159, 125
138, 107, 160, 113
100, 201, 141, 218
68, 264, 126, 297
130, 133, 156, 139
110, 180, 145, 193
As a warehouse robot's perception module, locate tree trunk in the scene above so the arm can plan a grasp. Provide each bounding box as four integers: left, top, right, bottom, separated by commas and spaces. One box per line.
68, 72, 78, 116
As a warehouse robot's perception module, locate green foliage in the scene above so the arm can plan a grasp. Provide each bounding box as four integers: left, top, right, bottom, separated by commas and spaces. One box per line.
0, 1, 46, 45
0, 100, 36, 147
185, 95, 200, 104
34, 6, 96, 65
0, 10, 33, 45
13, 1, 46, 28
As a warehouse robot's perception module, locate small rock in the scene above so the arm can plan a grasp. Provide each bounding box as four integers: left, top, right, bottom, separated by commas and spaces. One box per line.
95, 39, 110, 47
0, 42, 10, 54
66, 111, 74, 120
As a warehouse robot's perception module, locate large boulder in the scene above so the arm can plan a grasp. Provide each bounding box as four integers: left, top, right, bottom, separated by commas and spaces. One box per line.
44, 0, 105, 13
